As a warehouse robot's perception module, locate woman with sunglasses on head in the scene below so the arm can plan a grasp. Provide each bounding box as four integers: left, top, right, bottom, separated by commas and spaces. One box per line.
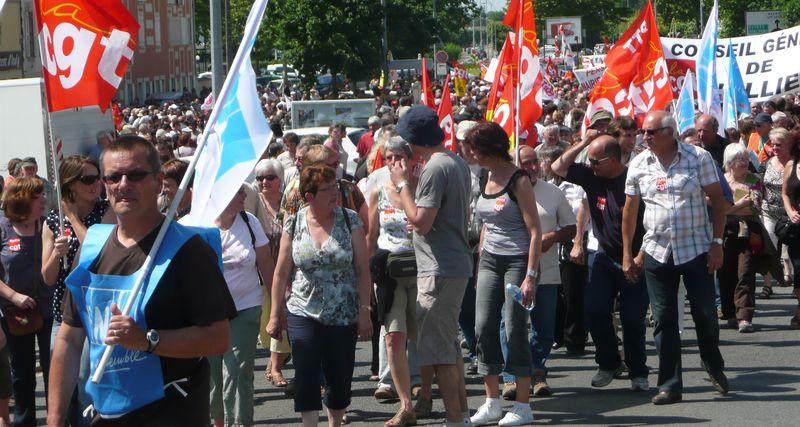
267, 165, 372, 427
0, 177, 52, 427
760, 128, 795, 297
252, 158, 292, 388
366, 137, 419, 427
41, 155, 115, 426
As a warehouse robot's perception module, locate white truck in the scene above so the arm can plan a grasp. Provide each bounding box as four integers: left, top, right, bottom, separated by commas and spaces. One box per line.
0, 78, 115, 181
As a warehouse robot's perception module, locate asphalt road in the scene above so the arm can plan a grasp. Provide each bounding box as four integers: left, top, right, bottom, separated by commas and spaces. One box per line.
33, 282, 800, 426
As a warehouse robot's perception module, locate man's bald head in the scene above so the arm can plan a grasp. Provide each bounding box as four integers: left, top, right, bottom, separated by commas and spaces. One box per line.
695, 114, 718, 146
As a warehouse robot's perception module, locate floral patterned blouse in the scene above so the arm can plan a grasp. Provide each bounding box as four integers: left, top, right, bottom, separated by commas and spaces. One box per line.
761, 159, 786, 220
286, 206, 362, 326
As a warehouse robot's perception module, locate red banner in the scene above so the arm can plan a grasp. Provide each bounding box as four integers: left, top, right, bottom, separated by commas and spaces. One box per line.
420, 57, 435, 108
438, 74, 457, 152
504, 0, 543, 144
545, 57, 558, 80
584, 0, 672, 131
485, 33, 515, 122
34, 0, 139, 112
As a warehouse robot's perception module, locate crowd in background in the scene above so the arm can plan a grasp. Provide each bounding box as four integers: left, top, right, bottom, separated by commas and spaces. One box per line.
1, 69, 800, 426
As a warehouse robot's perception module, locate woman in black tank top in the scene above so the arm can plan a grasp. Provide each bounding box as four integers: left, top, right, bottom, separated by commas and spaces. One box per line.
782, 155, 800, 327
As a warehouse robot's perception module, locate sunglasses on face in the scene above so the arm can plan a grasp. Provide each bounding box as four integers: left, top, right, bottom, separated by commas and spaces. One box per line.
76, 175, 101, 185
256, 174, 279, 182
102, 170, 156, 184
642, 127, 668, 136
588, 156, 611, 166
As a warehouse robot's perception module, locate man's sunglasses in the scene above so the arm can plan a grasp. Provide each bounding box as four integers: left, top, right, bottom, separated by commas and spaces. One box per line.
641, 127, 668, 136
76, 175, 101, 185
102, 170, 157, 184
588, 157, 611, 166
256, 174, 279, 182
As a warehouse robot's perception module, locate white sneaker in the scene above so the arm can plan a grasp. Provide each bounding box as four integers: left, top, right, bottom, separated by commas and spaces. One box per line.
630, 377, 650, 391
498, 404, 534, 426
470, 400, 503, 426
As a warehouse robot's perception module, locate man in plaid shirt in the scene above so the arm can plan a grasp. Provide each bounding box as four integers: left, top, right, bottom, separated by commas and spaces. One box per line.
621, 110, 729, 405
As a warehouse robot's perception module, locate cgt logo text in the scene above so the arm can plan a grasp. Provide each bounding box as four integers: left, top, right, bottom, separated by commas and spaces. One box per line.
37, 3, 135, 90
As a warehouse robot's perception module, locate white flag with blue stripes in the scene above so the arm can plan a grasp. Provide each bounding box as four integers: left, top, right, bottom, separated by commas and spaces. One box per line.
675, 69, 696, 135
696, 0, 722, 133
183, 0, 271, 226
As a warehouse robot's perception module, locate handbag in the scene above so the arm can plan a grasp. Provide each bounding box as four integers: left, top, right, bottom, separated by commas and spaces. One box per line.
775, 216, 799, 243
387, 251, 417, 279
4, 306, 43, 336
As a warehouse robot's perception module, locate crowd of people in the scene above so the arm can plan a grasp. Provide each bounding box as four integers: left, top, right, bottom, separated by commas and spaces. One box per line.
1, 70, 800, 427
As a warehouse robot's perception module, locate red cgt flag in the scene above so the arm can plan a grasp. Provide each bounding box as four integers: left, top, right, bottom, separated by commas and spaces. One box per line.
502, 0, 543, 145
583, 0, 672, 133
437, 74, 457, 152
34, 0, 139, 113
420, 57, 435, 108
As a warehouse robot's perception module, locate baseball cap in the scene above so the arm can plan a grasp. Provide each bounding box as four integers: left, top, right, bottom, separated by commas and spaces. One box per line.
396, 106, 444, 147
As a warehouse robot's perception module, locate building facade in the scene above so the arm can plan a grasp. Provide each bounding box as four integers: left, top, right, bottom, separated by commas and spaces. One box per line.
7, 0, 196, 105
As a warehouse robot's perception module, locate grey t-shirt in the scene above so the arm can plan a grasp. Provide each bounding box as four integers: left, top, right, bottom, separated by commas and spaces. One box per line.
414, 151, 473, 278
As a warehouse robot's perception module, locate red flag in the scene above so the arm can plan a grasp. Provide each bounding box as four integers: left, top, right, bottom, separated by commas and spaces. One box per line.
478, 61, 489, 80
564, 70, 575, 81
485, 33, 515, 122
34, 0, 139, 113
111, 102, 122, 131
420, 57, 435, 108
438, 74, 457, 152
603, 36, 611, 53
545, 57, 558, 80
503, 0, 543, 143
583, 0, 672, 133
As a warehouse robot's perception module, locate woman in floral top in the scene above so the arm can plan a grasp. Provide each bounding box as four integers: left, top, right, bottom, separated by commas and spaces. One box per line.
267, 166, 372, 427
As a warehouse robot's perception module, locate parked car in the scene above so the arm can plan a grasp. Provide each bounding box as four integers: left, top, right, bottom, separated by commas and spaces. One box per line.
145, 91, 184, 106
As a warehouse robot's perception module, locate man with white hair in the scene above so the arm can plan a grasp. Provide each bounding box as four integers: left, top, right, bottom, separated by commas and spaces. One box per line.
622, 110, 729, 405
357, 116, 382, 159
535, 124, 569, 156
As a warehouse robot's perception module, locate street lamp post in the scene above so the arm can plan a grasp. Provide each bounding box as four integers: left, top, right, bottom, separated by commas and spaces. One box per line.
382, 0, 390, 85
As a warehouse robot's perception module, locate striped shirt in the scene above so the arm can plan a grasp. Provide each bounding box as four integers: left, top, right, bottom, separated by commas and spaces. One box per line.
625, 142, 719, 265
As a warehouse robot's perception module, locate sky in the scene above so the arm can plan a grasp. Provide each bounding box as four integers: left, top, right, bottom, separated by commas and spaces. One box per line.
486, 0, 506, 12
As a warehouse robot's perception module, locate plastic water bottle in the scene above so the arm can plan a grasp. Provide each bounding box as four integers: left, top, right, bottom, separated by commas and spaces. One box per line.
505, 283, 534, 311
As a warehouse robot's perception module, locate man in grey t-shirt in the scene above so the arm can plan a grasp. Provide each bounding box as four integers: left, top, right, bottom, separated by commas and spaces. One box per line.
390, 106, 472, 426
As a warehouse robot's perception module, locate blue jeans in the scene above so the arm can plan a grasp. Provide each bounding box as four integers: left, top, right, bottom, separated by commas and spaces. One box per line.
644, 253, 725, 392
2, 316, 53, 427
501, 284, 558, 382
584, 251, 650, 378
475, 252, 532, 377
50, 321, 92, 427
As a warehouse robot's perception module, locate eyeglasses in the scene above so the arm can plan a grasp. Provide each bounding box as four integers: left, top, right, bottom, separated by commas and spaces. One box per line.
588, 156, 611, 166
101, 170, 157, 184
642, 127, 668, 136
256, 174, 279, 182
76, 175, 101, 185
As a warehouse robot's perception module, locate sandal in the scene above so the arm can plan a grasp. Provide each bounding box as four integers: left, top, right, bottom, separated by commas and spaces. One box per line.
270, 371, 288, 387
385, 407, 416, 427
759, 287, 773, 299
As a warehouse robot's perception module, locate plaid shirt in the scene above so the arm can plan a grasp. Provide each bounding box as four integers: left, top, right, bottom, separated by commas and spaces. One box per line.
625, 142, 719, 265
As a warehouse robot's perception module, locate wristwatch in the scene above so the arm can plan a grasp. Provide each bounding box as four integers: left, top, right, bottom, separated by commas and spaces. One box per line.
395, 180, 408, 193
712, 238, 723, 245
526, 268, 539, 279
145, 329, 161, 354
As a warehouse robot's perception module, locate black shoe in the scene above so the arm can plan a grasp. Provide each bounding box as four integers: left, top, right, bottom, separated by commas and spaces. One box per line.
552, 342, 562, 350
565, 348, 586, 356
706, 368, 730, 394
466, 358, 478, 375
651, 390, 682, 405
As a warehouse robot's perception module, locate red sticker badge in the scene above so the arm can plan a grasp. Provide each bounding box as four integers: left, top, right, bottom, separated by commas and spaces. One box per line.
494, 196, 507, 212
656, 177, 668, 192
8, 238, 21, 252
596, 196, 607, 211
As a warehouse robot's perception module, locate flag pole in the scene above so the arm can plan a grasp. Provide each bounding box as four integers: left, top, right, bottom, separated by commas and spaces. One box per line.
44, 108, 68, 270
91, 0, 271, 383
